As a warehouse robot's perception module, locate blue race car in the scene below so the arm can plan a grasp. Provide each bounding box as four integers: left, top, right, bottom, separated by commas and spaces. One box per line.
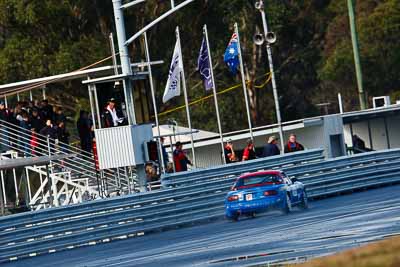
225, 170, 308, 221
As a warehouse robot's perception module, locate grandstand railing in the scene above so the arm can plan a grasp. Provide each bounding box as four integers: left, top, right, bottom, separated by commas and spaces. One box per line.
0, 119, 138, 206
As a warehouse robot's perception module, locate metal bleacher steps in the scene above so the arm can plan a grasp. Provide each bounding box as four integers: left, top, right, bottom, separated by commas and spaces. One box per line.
0, 119, 136, 210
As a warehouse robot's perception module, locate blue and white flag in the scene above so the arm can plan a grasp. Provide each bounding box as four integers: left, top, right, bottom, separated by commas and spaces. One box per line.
223, 32, 239, 75
197, 37, 213, 91
163, 40, 182, 103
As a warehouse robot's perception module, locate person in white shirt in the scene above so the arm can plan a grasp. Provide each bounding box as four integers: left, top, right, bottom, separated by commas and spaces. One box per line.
102, 98, 123, 128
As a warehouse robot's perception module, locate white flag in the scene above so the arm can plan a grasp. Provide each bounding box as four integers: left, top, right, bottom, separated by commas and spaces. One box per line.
163, 41, 183, 103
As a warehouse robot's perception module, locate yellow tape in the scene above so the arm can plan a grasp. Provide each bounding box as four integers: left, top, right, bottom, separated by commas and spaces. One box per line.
158, 72, 272, 117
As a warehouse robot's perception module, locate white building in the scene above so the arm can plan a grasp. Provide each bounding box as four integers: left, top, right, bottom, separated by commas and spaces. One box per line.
165, 104, 400, 169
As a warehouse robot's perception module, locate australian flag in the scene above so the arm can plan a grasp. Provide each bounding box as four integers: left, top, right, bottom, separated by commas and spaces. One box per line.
197, 37, 213, 91
224, 32, 239, 75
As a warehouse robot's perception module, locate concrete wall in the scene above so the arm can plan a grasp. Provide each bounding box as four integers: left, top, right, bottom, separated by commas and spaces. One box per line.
323, 115, 346, 158
387, 115, 400, 148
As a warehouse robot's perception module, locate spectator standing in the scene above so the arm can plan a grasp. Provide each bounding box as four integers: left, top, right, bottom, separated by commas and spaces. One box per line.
40, 119, 58, 154
19, 112, 31, 156
77, 110, 93, 155
54, 107, 67, 126
284, 134, 304, 153
102, 98, 123, 128
30, 107, 45, 133
173, 141, 192, 172
57, 121, 70, 153
224, 139, 237, 163
40, 100, 54, 122
0, 101, 11, 152
262, 135, 280, 157
242, 139, 256, 161
0, 101, 10, 122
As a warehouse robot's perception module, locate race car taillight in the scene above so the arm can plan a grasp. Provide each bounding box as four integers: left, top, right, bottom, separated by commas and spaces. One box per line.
228, 195, 239, 202
263, 190, 277, 196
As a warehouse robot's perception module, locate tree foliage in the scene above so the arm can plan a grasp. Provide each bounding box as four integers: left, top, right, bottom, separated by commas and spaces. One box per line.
0, 0, 399, 133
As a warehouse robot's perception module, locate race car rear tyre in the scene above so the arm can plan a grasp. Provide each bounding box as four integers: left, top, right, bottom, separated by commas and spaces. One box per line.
300, 191, 309, 209
246, 212, 256, 218
282, 193, 292, 214
227, 214, 239, 222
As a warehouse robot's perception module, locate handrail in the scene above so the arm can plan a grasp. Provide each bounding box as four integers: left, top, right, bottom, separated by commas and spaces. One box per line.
0, 118, 131, 195
0, 119, 94, 162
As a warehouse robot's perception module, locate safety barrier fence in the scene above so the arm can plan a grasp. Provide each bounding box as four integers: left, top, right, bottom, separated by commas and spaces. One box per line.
0, 148, 400, 262
161, 148, 325, 187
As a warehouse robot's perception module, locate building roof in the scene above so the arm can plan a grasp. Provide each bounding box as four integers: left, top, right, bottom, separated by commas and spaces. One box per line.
342, 104, 400, 123
0, 61, 163, 96
153, 125, 218, 146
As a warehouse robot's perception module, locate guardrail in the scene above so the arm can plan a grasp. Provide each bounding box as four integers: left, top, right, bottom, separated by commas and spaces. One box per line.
161, 148, 325, 187
285, 148, 400, 179
0, 148, 400, 263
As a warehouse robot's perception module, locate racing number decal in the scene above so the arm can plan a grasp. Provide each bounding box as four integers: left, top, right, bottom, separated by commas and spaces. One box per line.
246, 194, 253, 201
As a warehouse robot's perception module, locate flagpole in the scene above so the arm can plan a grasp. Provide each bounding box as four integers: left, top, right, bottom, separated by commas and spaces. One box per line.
235, 22, 254, 141
144, 32, 166, 174
203, 25, 226, 164
176, 26, 197, 168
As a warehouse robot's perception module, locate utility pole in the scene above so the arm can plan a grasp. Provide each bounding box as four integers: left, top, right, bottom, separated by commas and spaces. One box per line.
347, 0, 367, 110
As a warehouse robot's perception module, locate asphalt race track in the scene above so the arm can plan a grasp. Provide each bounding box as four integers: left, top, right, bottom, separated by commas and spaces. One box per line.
5, 185, 400, 267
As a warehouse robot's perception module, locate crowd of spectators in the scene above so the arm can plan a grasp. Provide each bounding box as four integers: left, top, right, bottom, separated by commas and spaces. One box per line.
0, 99, 97, 158
0, 99, 71, 156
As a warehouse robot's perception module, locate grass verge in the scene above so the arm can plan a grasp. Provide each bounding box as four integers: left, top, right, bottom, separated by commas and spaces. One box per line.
290, 235, 400, 267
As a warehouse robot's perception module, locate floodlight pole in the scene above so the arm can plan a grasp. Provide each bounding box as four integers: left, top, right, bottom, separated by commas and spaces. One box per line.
258, 0, 285, 153
347, 0, 367, 110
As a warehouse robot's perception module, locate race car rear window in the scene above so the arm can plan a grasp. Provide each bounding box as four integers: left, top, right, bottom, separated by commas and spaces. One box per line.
235, 174, 282, 188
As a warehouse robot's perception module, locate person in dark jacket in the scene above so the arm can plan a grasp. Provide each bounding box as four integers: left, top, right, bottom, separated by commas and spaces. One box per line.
40, 119, 58, 154
40, 99, 54, 122
0, 101, 10, 122
40, 119, 58, 139
102, 98, 123, 128
76, 110, 93, 155
173, 141, 192, 172
54, 107, 67, 127
30, 108, 45, 133
284, 134, 304, 153
57, 121, 70, 153
19, 112, 31, 156
262, 135, 280, 157
0, 101, 11, 152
